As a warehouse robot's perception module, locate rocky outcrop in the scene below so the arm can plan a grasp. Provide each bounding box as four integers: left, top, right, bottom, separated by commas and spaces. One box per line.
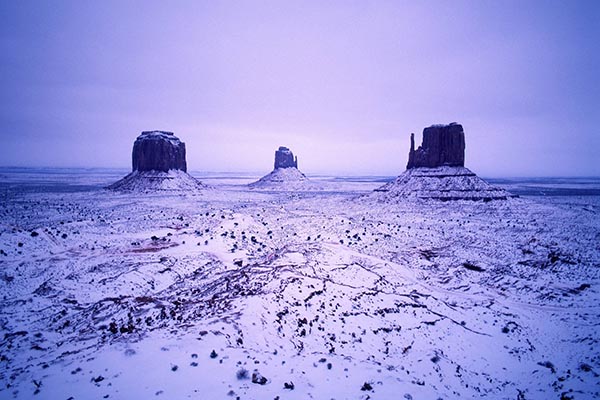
132, 131, 187, 172
373, 123, 513, 201
250, 146, 323, 190
108, 131, 203, 192
274, 147, 298, 169
407, 123, 465, 169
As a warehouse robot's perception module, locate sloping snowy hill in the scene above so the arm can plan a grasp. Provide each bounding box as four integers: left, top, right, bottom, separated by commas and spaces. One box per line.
373, 166, 512, 201
107, 170, 205, 192
249, 168, 325, 191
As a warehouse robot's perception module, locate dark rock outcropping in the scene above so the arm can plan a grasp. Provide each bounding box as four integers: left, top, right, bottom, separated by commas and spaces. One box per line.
108, 131, 202, 191
274, 147, 298, 169
132, 131, 187, 172
407, 123, 465, 169
374, 123, 513, 201
249, 146, 322, 190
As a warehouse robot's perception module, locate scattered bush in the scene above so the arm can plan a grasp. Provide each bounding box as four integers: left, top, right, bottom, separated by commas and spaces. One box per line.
462, 262, 484, 272
236, 368, 249, 380
284, 381, 295, 390
251, 371, 268, 385
537, 361, 556, 373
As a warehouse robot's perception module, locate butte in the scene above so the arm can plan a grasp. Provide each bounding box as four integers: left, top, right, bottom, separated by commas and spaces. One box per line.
249, 146, 313, 190
374, 123, 512, 201
108, 131, 204, 191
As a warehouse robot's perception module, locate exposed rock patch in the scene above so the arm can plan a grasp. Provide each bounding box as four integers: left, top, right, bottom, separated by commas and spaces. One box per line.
407, 123, 465, 169
274, 146, 298, 169
133, 131, 187, 172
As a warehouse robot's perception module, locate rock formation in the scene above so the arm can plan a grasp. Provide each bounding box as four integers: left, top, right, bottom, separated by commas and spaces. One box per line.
274, 146, 298, 169
132, 131, 187, 172
407, 123, 465, 169
250, 146, 321, 190
374, 123, 513, 201
108, 131, 203, 191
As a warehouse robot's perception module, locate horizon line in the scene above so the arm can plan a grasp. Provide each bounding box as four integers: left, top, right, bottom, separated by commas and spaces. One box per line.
1, 165, 600, 180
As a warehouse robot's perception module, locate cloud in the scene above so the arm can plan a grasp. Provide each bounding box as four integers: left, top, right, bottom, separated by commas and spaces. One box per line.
0, 1, 598, 175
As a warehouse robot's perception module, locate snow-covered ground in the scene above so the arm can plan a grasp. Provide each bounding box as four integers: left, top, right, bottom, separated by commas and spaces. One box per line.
1, 169, 599, 399
107, 170, 205, 192
249, 167, 323, 191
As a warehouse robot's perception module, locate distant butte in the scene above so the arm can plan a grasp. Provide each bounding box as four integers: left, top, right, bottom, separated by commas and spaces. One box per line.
249, 146, 315, 190
375, 123, 513, 201
132, 131, 187, 172
407, 123, 465, 169
274, 146, 298, 169
108, 131, 203, 191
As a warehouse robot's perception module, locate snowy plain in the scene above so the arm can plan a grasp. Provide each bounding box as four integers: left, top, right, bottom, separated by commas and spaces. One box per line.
0, 168, 599, 400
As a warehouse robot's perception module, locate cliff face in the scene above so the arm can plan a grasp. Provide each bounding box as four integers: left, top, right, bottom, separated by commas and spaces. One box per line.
132, 131, 187, 172
274, 146, 298, 169
407, 123, 465, 169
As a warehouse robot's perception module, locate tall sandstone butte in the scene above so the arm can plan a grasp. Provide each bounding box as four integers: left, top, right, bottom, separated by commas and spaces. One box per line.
407, 123, 465, 169
132, 131, 187, 172
249, 145, 309, 189
274, 146, 298, 169
108, 130, 202, 191
373, 122, 512, 201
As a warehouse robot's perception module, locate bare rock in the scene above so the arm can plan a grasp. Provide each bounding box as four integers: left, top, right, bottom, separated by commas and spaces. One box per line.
274, 146, 298, 169
407, 123, 465, 169
132, 131, 187, 172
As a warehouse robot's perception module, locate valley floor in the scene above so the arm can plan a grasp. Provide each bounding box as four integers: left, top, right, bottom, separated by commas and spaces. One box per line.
0, 172, 599, 399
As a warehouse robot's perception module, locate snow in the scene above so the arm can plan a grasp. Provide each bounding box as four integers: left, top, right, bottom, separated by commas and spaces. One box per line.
0, 169, 599, 399
249, 167, 325, 191
137, 131, 183, 146
107, 170, 205, 192
373, 166, 512, 201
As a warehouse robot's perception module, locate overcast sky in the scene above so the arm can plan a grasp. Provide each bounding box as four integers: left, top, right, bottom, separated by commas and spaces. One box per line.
1, 0, 598, 176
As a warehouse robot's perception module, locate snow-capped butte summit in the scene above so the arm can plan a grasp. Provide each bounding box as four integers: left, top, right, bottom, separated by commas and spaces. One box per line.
374, 123, 512, 201
108, 131, 203, 191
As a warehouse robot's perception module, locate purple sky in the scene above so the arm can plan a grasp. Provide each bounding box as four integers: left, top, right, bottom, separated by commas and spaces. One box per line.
1, 1, 598, 176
